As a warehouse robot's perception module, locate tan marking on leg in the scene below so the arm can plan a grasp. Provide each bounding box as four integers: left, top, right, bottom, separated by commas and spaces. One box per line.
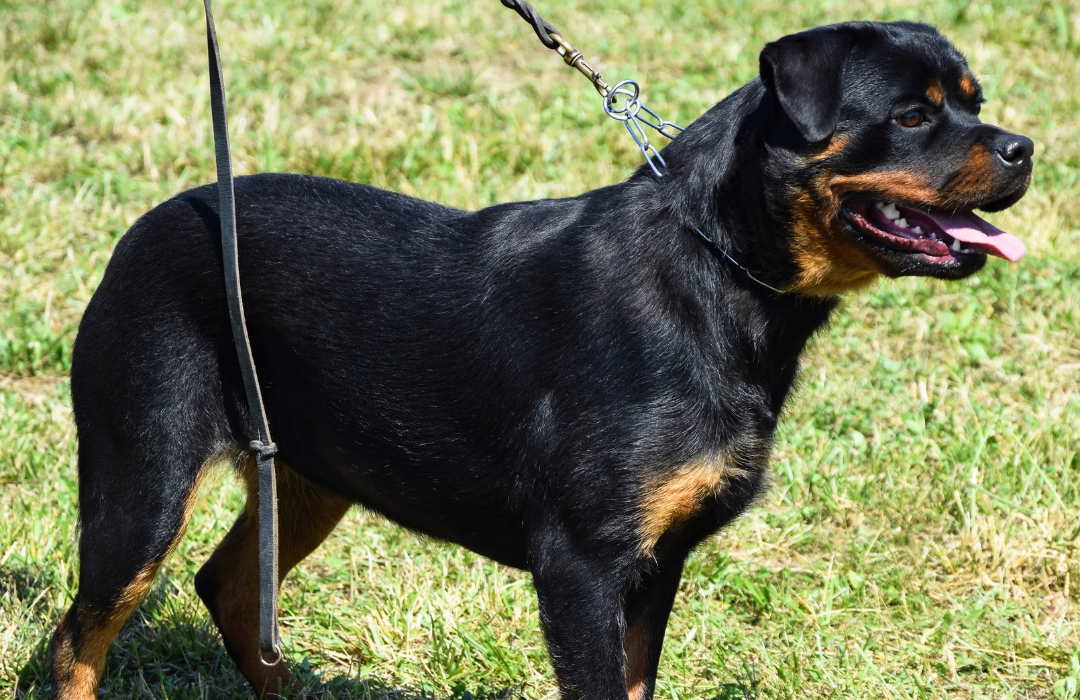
52, 568, 159, 700
624, 614, 651, 700
51, 451, 224, 699
200, 457, 351, 696
51, 610, 99, 700
638, 456, 730, 556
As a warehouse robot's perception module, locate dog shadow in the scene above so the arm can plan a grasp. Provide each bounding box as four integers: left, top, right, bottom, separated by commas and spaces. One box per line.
8, 563, 758, 699
7, 564, 524, 699
710, 679, 760, 700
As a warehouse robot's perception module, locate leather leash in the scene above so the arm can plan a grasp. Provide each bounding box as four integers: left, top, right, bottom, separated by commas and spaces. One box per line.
202, 0, 282, 667
194, 0, 577, 673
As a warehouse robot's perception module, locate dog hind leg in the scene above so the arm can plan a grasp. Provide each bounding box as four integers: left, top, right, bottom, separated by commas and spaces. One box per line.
194, 459, 351, 698
48, 435, 225, 700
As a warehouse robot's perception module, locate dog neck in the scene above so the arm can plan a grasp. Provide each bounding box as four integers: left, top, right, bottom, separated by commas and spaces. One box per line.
646, 79, 809, 297
594, 80, 840, 416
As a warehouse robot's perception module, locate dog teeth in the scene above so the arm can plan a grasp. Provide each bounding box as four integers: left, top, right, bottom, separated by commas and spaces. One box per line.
895, 218, 908, 229
913, 226, 924, 235
874, 201, 904, 221
950, 239, 962, 252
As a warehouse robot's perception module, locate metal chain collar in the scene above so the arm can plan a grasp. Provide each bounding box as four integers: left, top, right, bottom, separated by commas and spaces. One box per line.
503, 0, 684, 176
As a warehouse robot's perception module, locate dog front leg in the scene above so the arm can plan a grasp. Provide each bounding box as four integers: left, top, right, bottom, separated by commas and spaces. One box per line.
622, 554, 686, 700
530, 525, 637, 700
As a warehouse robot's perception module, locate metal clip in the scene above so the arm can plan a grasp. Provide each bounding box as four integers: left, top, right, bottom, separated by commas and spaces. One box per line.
549, 33, 610, 96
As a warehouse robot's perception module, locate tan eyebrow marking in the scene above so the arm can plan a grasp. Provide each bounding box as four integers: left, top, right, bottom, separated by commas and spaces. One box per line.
959, 73, 978, 100
925, 80, 944, 107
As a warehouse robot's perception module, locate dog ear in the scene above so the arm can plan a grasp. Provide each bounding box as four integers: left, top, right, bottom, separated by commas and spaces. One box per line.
759, 27, 857, 143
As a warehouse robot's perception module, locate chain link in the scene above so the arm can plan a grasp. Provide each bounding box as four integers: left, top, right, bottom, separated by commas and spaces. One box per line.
601, 79, 683, 176
548, 33, 683, 177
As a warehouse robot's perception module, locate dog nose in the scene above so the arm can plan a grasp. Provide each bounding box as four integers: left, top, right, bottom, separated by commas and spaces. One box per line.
995, 134, 1034, 167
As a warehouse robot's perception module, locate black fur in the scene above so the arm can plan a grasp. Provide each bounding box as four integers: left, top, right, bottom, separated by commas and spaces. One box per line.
50, 20, 1032, 700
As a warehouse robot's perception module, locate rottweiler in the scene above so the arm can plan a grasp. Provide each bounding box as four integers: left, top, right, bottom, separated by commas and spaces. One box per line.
48, 20, 1032, 700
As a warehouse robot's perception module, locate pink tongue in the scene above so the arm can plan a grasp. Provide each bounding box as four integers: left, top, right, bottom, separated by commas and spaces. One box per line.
926, 211, 1026, 262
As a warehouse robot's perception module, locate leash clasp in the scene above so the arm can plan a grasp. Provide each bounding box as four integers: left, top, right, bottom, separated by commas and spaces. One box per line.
549, 33, 610, 96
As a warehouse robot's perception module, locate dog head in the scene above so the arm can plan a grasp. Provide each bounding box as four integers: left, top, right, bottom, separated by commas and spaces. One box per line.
752, 21, 1033, 295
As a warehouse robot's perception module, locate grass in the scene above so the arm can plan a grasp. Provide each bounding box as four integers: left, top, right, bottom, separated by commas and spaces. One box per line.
2, 0, 1079, 697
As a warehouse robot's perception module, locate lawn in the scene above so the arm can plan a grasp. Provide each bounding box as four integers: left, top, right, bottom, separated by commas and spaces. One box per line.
2, 0, 1079, 697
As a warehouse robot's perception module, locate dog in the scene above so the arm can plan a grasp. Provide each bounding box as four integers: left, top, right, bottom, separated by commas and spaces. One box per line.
47, 19, 1032, 700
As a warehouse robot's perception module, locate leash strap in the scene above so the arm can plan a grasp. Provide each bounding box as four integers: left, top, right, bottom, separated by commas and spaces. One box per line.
500, 0, 560, 49
203, 0, 282, 667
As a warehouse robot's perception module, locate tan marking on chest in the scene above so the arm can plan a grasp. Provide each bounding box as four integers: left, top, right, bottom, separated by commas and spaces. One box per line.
638, 455, 731, 555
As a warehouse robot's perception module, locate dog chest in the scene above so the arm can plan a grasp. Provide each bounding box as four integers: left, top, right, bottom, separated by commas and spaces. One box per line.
635, 441, 768, 556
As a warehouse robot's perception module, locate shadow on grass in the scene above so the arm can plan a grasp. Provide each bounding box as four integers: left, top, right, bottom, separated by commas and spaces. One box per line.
8, 564, 755, 699
710, 681, 760, 700
311, 677, 525, 700
8, 566, 524, 699
707, 652, 761, 700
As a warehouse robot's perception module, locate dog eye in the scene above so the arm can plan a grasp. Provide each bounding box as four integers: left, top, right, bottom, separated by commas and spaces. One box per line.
897, 109, 926, 127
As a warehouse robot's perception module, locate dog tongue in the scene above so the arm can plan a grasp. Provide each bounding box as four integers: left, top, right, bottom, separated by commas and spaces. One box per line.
926, 211, 1026, 262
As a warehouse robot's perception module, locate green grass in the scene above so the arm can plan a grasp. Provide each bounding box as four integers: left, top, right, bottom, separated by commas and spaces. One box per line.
2, 0, 1079, 697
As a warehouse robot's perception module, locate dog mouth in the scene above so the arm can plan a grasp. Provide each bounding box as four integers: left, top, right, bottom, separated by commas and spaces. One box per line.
844, 200, 1026, 263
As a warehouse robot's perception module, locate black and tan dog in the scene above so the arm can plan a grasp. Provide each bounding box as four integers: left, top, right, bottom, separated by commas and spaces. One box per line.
48, 20, 1032, 700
